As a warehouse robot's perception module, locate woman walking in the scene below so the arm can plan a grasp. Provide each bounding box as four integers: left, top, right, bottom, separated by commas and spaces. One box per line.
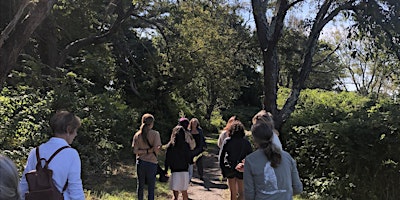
219, 120, 253, 200
244, 123, 302, 200
165, 126, 192, 200
188, 118, 207, 180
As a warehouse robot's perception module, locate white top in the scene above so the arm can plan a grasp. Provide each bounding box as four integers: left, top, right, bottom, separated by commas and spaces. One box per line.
19, 137, 85, 200
217, 130, 229, 148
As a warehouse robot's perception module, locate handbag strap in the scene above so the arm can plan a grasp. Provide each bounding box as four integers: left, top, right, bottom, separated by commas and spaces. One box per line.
143, 134, 157, 157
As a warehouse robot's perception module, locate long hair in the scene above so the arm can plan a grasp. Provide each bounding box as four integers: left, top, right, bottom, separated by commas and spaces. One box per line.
229, 120, 245, 138
188, 118, 201, 131
168, 126, 186, 148
0, 155, 20, 200
139, 113, 155, 143
251, 123, 281, 168
223, 116, 238, 136
252, 110, 280, 136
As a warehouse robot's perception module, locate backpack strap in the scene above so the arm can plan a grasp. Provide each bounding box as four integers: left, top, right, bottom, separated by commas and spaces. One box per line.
35, 145, 71, 192
45, 146, 71, 168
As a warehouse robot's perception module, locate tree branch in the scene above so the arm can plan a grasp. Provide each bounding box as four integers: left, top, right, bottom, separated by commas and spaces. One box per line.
0, 0, 58, 86
312, 44, 340, 67
56, 2, 137, 67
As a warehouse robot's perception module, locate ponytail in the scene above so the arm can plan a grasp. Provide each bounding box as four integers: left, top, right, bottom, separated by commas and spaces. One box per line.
251, 122, 282, 168
139, 113, 155, 143
260, 141, 281, 168
140, 123, 150, 142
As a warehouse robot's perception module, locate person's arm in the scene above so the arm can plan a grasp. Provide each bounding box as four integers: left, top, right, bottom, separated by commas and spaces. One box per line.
132, 135, 149, 155
184, 143, 192, 165
217, 131, 226, 148
243, 157, 255, 200
218, 142, 229, 177
66, 150, 85, 200
199, 129, 207, 150
290, 157, 303, 195
185, 132, 196, 150
235, 159, 245, 172
19, 148, 37, 199
152, 131, 162, 155
271, 132, 283, 151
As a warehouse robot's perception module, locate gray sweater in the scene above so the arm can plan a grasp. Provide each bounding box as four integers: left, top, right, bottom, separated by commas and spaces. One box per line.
244, 149, 303, 200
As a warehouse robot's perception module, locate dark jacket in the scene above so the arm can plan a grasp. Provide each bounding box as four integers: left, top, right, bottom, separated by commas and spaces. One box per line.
191, 128, 207, 159
165, 141, 191, 173
219, 137, 252, 177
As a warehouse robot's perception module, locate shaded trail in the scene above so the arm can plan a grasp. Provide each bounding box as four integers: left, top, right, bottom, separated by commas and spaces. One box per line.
186, 136, 228, 200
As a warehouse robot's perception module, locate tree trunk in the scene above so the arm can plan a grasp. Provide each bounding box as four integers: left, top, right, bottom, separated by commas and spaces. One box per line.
252, 0, 356, 130
252, 0, 289, 128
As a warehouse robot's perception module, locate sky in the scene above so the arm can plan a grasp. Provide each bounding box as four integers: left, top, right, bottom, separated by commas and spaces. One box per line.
237, 0, 354, 41
237, 0, 357, 91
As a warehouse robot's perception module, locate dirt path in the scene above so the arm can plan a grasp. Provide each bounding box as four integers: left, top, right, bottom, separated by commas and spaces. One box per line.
186, 139, 229, 200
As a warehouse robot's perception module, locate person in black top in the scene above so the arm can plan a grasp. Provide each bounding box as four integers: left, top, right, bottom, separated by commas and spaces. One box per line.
188, 118, 207, 180
165, 125, 192, 200
219, 120, 253, 200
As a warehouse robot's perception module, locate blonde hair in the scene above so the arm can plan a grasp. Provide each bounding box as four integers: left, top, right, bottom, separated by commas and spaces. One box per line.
0, 155, 20, 200
188, 118, 201, 131
139, 113, 155, 142
252, 110, 279, 136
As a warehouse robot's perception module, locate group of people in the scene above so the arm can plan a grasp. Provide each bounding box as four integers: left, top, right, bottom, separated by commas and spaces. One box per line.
217, 111, 303, 200
0, 109, 302, 200
132, 115, 207, 200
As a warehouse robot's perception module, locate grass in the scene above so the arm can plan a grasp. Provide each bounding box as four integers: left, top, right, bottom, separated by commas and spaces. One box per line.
83, 156, 172, 199
84, 161, 172, 200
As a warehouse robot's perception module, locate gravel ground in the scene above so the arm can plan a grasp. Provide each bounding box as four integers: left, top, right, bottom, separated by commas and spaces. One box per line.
186, 151, 229, 200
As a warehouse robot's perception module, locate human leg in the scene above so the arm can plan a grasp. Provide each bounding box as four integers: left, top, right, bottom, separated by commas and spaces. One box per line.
188, 164, 193, 183
227, 178, 238, 200
182, 190, 189, 200
136, 160, 146, 200
236, 178, 244, 200
144, 161, 158, 200
172, 190, 179, 200
196, 156, 204, 179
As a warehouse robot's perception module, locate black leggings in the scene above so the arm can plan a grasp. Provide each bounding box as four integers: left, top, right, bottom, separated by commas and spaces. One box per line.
195, 155, 204, 178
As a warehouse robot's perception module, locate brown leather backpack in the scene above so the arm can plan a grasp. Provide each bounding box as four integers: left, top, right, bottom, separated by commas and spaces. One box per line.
25, 146, 70, 200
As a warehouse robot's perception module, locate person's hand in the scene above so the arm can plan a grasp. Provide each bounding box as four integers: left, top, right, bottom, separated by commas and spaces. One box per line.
153, 146, 161, 154
235, 159, 245, 172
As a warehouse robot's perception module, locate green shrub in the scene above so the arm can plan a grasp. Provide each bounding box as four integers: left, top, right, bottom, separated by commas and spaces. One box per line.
285, 90, 400, 199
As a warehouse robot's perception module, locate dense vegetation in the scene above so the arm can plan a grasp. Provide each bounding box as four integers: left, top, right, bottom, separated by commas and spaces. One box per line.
1, 0, 399, 199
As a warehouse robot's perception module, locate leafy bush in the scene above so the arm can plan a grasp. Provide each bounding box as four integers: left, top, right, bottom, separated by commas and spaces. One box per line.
285, 90, 400, 199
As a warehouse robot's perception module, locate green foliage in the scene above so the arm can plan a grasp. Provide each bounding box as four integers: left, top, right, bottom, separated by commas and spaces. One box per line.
0, 86, 53, 172
278, 26, 346, 90
222, 105, 261, 129
153, 0, 258, 119
209, 109, 225, 131
2, 1, 399, 199
284, 89, 400, 199
1, 63, 138, 175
